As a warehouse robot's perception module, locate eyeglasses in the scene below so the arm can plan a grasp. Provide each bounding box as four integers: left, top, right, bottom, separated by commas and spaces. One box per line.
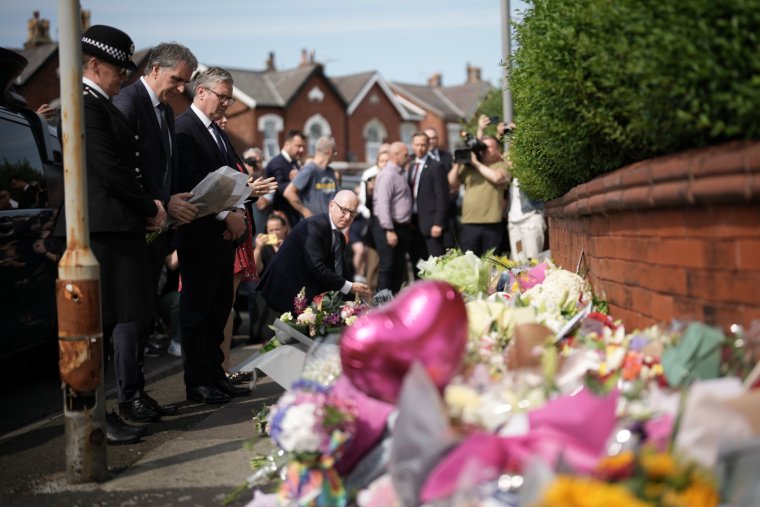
205, 88, 236, 106
244, 158, 260, 166
332, 201, 358, 218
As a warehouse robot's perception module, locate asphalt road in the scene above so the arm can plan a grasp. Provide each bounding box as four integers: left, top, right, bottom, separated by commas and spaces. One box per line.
0, 329, 282, 506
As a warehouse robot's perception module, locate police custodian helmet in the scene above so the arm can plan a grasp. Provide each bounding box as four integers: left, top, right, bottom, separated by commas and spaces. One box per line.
81, 24, 137, 71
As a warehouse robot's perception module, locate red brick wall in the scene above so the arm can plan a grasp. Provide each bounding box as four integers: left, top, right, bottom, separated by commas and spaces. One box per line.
348, 82, 406, 161
285, 74, 346, 157
17, 56, 60, 111
546, 140, 760, 332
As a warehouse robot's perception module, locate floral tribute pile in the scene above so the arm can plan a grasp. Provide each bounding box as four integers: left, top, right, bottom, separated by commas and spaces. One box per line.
233, 250, 760, 507
279, 288, 370, 338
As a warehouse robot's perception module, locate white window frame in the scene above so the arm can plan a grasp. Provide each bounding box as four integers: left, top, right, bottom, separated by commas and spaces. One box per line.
362, 118, 387, 162
304, 113, 332, 155
400, 122, 417, 152
257, 114, 284, 161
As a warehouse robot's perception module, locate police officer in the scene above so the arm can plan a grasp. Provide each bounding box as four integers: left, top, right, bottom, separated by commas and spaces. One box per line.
57, 25, 167, 444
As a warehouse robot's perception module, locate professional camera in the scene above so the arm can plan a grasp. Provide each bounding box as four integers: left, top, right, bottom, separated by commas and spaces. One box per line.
453, 131, 487, 164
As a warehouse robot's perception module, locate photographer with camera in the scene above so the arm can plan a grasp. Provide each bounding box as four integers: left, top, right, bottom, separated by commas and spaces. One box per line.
448, 124, 510, 256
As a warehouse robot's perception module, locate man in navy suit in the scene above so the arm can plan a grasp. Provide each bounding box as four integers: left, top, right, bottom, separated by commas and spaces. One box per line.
257, 190, 372, 314
408, 131, 449, 274
174, 67, 253, 404
112, 42, 199, 422
265, 129, 305, 227
425, 127, 457, 250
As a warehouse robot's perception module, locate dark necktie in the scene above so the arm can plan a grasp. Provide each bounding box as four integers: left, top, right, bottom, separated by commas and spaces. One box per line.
409, 162, 420, 196
157, 103, 172, 188
333, 229, 344, 278
210, 122, 229, 161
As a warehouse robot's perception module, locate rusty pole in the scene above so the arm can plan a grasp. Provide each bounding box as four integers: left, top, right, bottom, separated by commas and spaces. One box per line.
56, 0, 106, 483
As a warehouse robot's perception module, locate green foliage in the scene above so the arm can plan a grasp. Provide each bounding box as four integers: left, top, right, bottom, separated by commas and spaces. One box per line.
509, 0, 760, 200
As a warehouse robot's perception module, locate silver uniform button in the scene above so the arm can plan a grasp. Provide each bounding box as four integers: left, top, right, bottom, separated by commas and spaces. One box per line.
135, 152, 140, 156
135, 134, 139, 140
135, 168, 140, 172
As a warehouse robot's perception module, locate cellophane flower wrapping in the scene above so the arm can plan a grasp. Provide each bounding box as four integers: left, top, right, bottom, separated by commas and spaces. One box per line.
417, 249, 491, 296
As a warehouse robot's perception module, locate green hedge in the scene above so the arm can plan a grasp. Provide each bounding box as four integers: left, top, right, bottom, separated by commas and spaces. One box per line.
509, 0, 760, 200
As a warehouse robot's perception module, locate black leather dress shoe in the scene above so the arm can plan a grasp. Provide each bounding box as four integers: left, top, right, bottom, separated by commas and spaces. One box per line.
106, 411, 145, 445
119, 397, 160, 423
214, 378, 251, 397
141, 392, 178, 416
226, 370, 253, 385
186, 385, 231, 404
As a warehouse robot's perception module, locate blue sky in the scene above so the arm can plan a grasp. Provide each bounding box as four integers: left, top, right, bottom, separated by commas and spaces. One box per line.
1, 0, 530, 86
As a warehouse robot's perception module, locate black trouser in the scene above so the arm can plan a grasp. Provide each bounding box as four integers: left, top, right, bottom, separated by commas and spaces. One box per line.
409, 215, 445, 279
372, 219, 412, 294
111, 320, 147, 402
459, 222, 504, 257
177, 246, 234, 388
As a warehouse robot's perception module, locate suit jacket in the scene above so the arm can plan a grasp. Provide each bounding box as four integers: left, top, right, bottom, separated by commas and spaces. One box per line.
265, 152, 300, 224
432, 148, 453, 172
409, 157, 449, 234
55, 84, 157, 236
112, 79, 178, 205
257, 213, 345, 313
173, 107, 234, 252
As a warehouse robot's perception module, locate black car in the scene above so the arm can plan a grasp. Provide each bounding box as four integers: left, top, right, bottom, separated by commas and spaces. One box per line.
0, 47, 63, 364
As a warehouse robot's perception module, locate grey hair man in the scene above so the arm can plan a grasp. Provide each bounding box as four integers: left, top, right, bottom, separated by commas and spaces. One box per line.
173, 66, 252, 405
284, 135, 339, 218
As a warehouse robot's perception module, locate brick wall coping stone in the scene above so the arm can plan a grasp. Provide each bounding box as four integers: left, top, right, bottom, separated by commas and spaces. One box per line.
545, 140, 760, 217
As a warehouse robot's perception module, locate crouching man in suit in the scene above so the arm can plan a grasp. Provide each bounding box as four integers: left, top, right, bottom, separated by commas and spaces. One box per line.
257, 189, 373, 314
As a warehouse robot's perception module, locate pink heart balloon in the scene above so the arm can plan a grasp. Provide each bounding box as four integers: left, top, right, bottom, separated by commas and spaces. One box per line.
340, 280, 468, 403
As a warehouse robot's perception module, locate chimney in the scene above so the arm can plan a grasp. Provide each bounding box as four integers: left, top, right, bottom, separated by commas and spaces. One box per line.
299, 48, 310, 67
266, 51, 276, 71
427, 73, 442, 87
466, 63, 481, 83
309, 49, 315, 64
24, 11, 52, 48
80, 10, 91, 32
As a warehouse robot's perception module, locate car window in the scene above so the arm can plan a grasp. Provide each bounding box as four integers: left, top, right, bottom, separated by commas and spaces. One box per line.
0, 115, 47, 209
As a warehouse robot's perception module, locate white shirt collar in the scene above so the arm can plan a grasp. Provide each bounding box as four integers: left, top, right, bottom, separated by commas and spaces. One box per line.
190, 103, 214, 129
82, 77, 109, 98
281, 150, 293, 163
139, 76, 161, 109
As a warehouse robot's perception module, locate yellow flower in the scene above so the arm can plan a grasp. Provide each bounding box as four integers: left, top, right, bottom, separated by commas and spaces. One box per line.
640, 451, 676, 479
534, 476, 651, 507
662, 479, 719, 507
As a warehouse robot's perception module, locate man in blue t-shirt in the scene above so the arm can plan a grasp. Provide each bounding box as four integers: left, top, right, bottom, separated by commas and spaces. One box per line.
284, 136, 338, 218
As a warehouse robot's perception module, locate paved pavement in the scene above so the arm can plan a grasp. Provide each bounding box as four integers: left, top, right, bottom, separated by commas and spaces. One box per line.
0, 341, 284, 507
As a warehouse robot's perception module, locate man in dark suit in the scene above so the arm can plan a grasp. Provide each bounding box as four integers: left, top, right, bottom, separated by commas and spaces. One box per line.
425, 127, 457, 250
408, 131, 449, 275
174, 67, 253, 404
265, 129, 305, 227
257, 190, 372, 314
56, 25, 167, 444
112, 42, 199, 422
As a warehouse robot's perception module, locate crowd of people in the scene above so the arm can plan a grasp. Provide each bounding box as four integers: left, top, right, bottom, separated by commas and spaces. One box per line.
56, 23, 546, 446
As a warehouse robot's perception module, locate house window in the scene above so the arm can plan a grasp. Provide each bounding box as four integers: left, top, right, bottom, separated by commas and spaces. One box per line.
400, 122, 416, 152
447, 123, 462, 152
304, 114, 331, 155
257, 114, 284, 161
362, 118, 387, 162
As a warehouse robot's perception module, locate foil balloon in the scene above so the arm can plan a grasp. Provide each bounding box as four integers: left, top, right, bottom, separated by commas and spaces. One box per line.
340, 280, 468, 403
